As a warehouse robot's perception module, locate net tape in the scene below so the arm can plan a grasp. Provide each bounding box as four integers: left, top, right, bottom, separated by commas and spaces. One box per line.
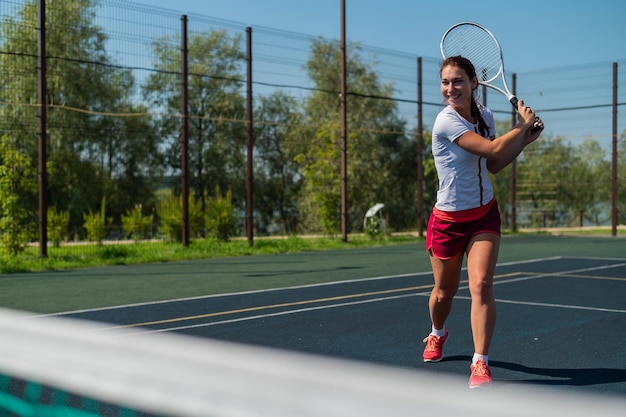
0, 308, 623, 417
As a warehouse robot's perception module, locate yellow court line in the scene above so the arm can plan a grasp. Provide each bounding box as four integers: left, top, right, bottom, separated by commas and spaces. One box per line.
102, 271, 529, 331
104, 285, 432, 330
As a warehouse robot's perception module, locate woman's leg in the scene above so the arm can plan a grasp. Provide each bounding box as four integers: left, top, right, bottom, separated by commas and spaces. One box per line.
466, 233, 500, 356
428, 251, 463, 330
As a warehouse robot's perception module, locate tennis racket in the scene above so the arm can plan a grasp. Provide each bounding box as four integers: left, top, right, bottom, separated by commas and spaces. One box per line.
440, 22, 542, 131
440, 21, 521, 107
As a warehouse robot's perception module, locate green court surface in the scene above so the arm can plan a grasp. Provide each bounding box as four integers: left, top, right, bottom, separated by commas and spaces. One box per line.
0, 234, 624, 314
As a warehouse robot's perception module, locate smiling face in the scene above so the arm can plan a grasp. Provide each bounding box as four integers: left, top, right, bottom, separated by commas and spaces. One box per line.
440, 64, 478, 116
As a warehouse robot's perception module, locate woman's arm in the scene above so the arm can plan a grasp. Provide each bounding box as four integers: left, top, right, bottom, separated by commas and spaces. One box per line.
455, 100, 543, 174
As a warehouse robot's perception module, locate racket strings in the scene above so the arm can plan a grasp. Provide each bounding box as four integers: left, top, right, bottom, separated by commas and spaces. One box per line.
441, 25, 502, 82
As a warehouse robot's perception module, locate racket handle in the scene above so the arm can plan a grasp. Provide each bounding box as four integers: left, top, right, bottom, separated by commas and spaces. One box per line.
509, 96, 518, 108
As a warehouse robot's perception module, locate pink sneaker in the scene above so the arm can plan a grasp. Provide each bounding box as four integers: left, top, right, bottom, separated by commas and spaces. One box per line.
469, 359, 492, 389
422, 330, 448, 362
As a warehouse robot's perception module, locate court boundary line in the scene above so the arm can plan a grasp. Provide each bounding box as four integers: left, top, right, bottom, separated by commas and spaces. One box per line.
107, 260, 626, 334
33, 256, 625, 318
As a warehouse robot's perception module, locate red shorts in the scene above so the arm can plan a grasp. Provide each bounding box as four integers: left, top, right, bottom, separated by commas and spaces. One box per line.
426, 200, 501, 260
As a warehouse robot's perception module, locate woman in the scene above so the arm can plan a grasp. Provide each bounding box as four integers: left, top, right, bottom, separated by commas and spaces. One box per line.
422, 56, 543, 389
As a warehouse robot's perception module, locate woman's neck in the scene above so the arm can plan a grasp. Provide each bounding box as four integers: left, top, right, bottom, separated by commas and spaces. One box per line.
451, 105, 475, 124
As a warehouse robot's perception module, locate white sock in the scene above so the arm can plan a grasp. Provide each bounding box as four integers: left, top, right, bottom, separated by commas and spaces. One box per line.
431, 325, 446, 338
472, 353, 488, 365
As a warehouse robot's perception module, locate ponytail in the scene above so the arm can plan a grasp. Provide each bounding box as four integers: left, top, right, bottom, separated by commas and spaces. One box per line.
470, 98, 489, 138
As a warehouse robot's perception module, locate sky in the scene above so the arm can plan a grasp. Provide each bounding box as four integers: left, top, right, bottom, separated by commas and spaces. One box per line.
142, 0, 625, 73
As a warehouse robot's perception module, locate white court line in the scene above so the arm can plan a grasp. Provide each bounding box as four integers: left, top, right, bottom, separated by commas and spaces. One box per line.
34, 256, 626, 319
38, 255, 583, 317
456, 296, 626, 314
120, 261, 626, 335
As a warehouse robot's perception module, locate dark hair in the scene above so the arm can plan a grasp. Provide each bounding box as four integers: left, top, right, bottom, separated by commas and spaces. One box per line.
440, 56, 488, 137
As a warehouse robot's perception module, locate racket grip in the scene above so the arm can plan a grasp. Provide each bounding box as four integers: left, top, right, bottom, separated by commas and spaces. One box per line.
509, 97, 518, 108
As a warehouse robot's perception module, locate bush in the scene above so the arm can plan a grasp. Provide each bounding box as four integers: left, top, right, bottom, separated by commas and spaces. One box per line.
83, 198, 112, 245
206, 187, 237, 241
48, 206, 70, 247
0, 135, 37, 255
157, 193, 204, 242
121, 204, 153, 242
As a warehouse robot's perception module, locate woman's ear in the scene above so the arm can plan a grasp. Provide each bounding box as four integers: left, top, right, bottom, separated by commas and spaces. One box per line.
471, 76, 479, 90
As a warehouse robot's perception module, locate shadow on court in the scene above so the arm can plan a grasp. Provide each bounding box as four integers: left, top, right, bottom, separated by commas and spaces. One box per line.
443, 355, 626, 388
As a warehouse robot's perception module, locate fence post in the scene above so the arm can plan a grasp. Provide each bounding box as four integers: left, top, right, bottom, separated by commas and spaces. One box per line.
340, 0, 348, 242
181, 15, 189, 247
612, 62, 618, 236
511, 73, 517, 232
416, 57, 424, 237
37, 0, 48, 258
246, 27, 254, 246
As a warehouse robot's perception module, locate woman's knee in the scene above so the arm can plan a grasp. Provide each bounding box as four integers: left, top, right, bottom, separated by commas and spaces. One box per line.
468, 275, 493, 300
433, 285, 458, 303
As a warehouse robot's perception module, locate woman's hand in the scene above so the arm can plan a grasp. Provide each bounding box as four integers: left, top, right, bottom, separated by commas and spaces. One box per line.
516, 100, 536, 128
526, 116, 544, 144
517, 100, 544, 145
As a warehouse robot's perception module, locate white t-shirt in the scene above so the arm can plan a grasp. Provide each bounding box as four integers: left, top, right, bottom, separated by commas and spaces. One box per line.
431, 104, 496, 211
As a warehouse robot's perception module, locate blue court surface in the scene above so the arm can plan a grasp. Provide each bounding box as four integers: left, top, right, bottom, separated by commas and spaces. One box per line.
56, 255, 626, 397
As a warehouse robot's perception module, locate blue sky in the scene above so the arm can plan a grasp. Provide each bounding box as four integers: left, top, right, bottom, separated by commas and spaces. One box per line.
144, 0, 625, 73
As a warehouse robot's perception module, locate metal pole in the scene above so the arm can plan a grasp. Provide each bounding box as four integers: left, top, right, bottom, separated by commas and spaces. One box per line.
181, 15, 189, 246
416, 57, 424, 237
246, 27, 254, 246
340, 0, 348, 242
481, 68, 487, 107
37, 0, 48, 258
611, 62, 618, 236
511, 73, 517, 232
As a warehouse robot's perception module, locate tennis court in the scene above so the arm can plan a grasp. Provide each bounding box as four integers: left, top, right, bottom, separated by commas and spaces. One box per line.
0, 235, 624, 416
35, 235, 626, 398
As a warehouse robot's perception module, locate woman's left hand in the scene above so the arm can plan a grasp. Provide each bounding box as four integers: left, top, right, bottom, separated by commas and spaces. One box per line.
525, 116, 544, 144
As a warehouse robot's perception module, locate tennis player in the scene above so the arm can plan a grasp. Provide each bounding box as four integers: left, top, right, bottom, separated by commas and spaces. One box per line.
422, 56, 543, 388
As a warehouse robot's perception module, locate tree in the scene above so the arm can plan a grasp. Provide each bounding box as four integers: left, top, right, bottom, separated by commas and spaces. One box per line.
615, 130, 626, 225
0, 135, 37, 255
297, 38, 414, 234
0, 0, 161, 237
143, 29, 246, 213
566, 138, 610, 225
254, 92, 303, 235
513, 134, 613, 228
516, 137, 568, 227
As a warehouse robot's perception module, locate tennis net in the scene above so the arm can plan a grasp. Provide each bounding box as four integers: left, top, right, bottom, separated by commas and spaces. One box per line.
0, 307, 623, 417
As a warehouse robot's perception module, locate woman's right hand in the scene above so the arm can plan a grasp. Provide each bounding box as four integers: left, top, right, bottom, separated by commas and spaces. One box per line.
516, 99, 536, 129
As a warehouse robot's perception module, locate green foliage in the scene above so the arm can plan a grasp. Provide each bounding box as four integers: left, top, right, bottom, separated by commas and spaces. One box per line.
206, 187, 238, 241
157, 193, 204, 242
121, 204, 153, 242
364, 216, 381, 238
144, 29, 246, 213
298, 38, 417, 234
83, 198, 112, 245
253, 92, 303, 235
0, 0, 160, 236
294, 124, 341, 235
47, 206, 70, 247
0, 135, 37, 255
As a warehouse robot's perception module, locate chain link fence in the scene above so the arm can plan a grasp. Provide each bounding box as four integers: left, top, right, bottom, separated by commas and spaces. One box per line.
1, 0, 624, 257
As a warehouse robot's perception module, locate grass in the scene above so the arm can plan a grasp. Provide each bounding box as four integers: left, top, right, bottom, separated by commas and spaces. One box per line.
1, 226, 622, 274
0, 234, 420, 274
